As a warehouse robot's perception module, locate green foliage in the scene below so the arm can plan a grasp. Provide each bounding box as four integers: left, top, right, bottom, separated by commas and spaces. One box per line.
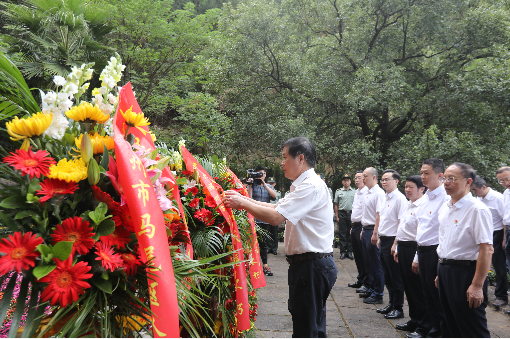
1, 0, 113, 85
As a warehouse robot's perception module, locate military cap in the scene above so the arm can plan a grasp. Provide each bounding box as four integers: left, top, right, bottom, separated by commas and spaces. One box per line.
267, 177, 276, 183
342, 174, 351, 180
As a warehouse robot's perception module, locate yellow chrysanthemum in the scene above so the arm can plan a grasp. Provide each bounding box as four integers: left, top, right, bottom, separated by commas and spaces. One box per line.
75, 132, 114, 154
48, 158, 88, 183
6, 113, 53, 150
120, 106, 150, 136
65, 102, 110, 124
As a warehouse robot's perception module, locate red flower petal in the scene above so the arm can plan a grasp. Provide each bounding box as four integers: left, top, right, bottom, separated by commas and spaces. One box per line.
2, 147, 56, 179
51, 217, 95, 255
0, 232, 43, 275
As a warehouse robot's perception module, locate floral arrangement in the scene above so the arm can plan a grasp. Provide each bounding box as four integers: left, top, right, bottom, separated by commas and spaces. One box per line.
164, 152, 261, 338
0, 54, 263, 338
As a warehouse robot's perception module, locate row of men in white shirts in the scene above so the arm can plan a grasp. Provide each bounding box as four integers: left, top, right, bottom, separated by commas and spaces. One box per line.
348, 159, 508, 338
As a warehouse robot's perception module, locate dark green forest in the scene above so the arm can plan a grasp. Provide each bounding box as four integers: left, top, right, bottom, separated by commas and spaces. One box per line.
1, 0, 510, 192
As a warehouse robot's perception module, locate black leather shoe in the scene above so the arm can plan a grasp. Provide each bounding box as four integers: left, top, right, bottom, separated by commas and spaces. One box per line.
340, 253, 346, 259
347, 253, 354, 260
396, 322, 416, 332
356, 286, 369, 293
348, 281, 363, 288
385, 309, 404, 319
272, 250, 277, 255
359, 292, 371, 298
376, 304, 393, 314
405, 332, 424, 338
363, 296, 383, 304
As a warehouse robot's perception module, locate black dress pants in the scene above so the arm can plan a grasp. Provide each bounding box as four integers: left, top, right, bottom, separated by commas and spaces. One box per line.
350, 223, 366, 285
361, 229, 384, 297
417, 247, 444, 338
257, 222, 271, 265
397, 242, 431, 336
379, 236, 404, 310
437, 263, 490, 338
493, 229, 508, 301
288, 256, 338, 337
270, 224, 279, 253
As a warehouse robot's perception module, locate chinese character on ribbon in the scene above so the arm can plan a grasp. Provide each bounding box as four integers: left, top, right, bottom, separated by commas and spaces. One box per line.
132, 180, 151, 207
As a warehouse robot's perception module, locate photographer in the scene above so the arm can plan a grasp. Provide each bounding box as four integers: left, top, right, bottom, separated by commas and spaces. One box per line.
247, 166, 277, 276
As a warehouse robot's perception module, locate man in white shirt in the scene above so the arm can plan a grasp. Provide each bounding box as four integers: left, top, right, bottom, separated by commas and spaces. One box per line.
392, 175, 431, 336
409, 158, 449, 339
436, 163, 493, 338
223, 137, 337, 338
376, 169, 407, 319
471, 175, 508, 308
496, 166, 510, 315
348, 170, 369, 289
360, 167, 386, 304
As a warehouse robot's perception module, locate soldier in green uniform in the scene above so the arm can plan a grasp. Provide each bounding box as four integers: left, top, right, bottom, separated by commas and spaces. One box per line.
268, 177, 281, 255
335, 174, 356, 259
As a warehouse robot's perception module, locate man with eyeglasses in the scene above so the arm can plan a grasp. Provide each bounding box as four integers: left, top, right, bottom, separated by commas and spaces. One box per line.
375, 169, 408, 320
348, 170, 369, 290
360, 167, 386, 304
407, 158, 449, 339
471, 175, 507, 309
436, 163, 493, 337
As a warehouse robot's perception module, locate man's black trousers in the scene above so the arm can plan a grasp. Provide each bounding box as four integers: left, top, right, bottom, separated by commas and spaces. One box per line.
350, 223, 366, 285
417, 247, 444, 338
379, 236, 404, 310
361, 229, 384, 297
437, 263, 490, 338
492, 229, 508, 301
397, 241, 432, 336
288, 256, 337, 337
257, 222, 271, 265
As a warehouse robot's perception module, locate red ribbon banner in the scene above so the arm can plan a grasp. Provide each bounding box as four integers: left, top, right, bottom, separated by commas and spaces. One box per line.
180, 146, 251, 331
113, 86, 179, 338
116, 83, 193, 258
226, 169, 266, 289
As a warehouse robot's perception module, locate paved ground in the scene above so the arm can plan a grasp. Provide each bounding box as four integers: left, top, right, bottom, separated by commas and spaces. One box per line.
254, 243, 510, 338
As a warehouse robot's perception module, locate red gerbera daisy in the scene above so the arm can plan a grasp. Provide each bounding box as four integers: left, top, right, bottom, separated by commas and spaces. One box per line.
204, 195, 217, 208
185, 186, 199, 196
91, 185, 117, 209
0, 232, 43, 275
95, 242, 123, 271
39, 256, 92, 307
120, 252, 142, 276
36, 178, 79, 203
181, 170, 194, 176
2, 147, 56, 179
51, 217, 95, 255
188, 197, 200, 209
99, 225, 131, 249
194, 208, 214, 226
111, 204, 135, 232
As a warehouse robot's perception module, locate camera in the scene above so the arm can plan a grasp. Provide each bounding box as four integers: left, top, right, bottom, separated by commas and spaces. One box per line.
246, 169, 264, 185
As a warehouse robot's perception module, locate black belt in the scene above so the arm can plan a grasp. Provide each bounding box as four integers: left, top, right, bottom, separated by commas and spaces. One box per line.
338, 209, 351, 213
439, 258, 477, 266
363, 224, 375, 230
417, 244, 438, 253
286, 252, 333, 264
351, 221, 362, 228
397, 241, 417, 247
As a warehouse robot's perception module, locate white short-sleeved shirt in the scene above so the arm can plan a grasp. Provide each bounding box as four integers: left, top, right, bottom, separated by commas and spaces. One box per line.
437, 193, 493, 261
275, 168, 334, 255
477, 188, 504, 231
415, 184, 450, 246
396, 197, 424, 242
503, 189, 510, 226
361, 184, 385, 226
378, 189, 408, 237
351, 186, 369, 223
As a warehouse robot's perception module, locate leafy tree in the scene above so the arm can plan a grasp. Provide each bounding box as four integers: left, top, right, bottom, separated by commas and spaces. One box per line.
1, 0, 112, 85
205, 0, 510, 170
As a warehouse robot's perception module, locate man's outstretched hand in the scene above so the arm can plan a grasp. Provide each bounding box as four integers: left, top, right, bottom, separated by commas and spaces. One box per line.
223, 190, 244, 209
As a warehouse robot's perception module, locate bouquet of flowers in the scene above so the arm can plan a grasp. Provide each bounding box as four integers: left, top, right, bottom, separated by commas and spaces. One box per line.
0, 54, 245, 338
